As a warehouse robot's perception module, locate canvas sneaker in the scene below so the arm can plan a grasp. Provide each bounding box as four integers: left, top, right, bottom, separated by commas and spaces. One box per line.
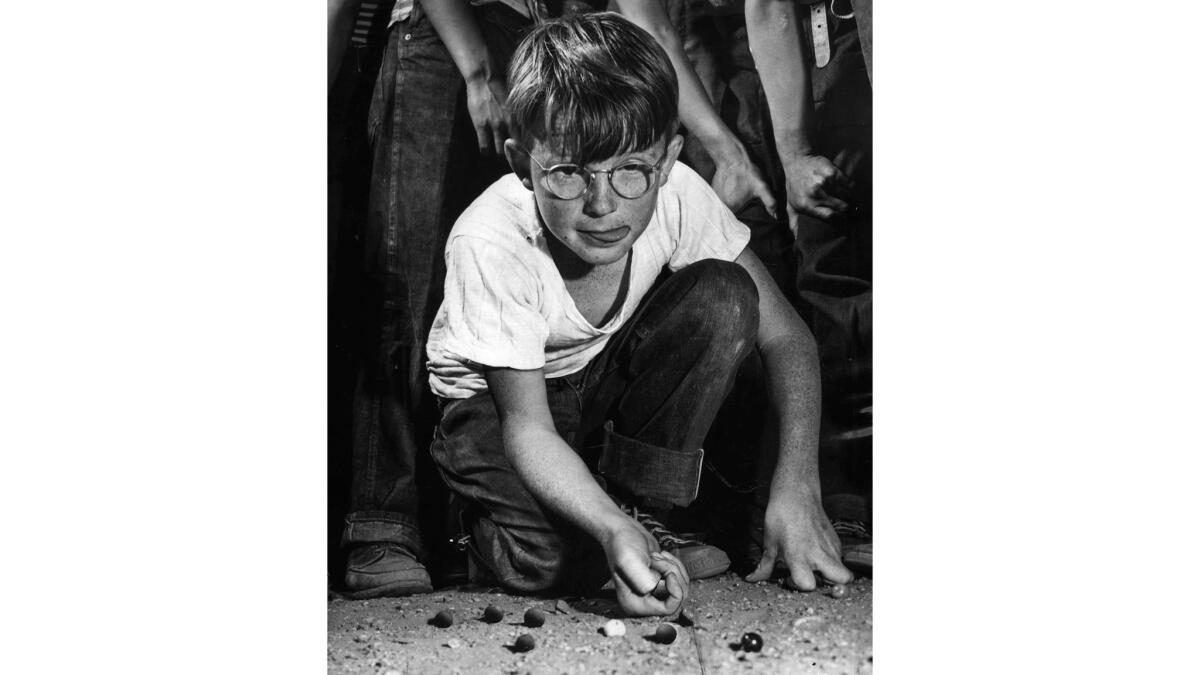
832, 519, 872, 576
621, 504, 731, 580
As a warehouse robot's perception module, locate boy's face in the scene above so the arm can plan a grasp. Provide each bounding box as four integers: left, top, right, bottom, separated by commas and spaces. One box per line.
506, 134, 684, 268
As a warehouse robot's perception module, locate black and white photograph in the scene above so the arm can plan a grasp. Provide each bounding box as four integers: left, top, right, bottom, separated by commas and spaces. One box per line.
9, 2, 1200, 673
327, 1, 872, 671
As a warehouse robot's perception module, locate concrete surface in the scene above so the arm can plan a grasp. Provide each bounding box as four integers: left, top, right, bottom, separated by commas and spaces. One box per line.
328, 573, 872, 674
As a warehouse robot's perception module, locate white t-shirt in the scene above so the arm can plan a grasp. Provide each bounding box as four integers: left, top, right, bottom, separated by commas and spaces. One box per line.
426, 163, 751, 399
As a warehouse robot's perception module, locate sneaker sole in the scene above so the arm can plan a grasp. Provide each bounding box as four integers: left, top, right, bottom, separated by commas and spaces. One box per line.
343, 578, 434, 599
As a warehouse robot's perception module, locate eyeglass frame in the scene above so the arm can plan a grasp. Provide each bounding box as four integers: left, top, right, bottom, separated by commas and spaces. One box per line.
517, 146, 668, 201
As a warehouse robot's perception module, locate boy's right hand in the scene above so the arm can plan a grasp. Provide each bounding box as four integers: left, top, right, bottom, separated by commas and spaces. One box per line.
465, 75, 510, 156
602, 519, 689, 617
783, 154, 854, 233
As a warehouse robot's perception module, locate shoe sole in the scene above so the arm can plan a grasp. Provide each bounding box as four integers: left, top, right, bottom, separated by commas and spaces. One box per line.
343, 579, 434, 599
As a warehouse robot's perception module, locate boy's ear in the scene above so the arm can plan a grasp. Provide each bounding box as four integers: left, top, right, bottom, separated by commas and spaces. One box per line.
504, 139, 535, 191
657, 134, 686, 185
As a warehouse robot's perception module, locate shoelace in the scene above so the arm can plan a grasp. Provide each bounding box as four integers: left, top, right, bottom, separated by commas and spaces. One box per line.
621, 504, 706, 549
832, 520, 870, 539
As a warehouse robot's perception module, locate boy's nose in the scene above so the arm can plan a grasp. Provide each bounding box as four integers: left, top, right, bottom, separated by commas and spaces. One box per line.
581, 174, 618, 218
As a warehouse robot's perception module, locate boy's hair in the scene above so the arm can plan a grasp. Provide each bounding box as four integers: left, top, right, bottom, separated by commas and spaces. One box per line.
506, 12, 679, 165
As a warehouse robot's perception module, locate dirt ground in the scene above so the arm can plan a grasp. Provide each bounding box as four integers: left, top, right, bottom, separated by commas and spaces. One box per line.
328, 573, 872, 674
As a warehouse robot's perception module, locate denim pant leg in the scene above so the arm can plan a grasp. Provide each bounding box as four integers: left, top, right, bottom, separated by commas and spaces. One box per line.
792, 13, 872, 376
578, 260, 761, 508
343, 4, 529, 556
429, 382, 611, 594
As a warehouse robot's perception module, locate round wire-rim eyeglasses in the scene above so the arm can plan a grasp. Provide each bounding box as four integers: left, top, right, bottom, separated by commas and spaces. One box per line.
519, 147, 666, 200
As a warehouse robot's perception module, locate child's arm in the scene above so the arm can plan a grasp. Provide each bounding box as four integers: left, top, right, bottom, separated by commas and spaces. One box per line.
328, 0, 363, 92
731, 247, 855, 590
421, 0, 509, 154
613, 0, 777, 217
744, 0, 854, 230
485, 366, 690, 616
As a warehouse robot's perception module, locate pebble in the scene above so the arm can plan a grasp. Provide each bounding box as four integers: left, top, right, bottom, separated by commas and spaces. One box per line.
740, 632, 764, 653
514, 634, 536, 652
555, 599, 572, 614
524, 608, 546, 627
602, 619, 627, 637
828, 584, 848, 599
353, 633, 370, 643
444, 638, 462, 649
483, 605, 505, 623
431, 610, 454, 628
654, 624, 677, 644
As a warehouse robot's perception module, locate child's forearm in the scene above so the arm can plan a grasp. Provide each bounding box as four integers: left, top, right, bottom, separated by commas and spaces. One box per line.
328, 0, 363, 91
744, 0, 818, 163
759, 325, 824, 501
421, 0, 501, 85
611, 0, 746, 165
502, 423, 631, 542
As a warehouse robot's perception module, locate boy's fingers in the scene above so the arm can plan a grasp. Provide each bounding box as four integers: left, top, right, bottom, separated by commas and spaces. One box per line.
491, 121, 508, 156
665, 569, 685, 600
815, 555, 855, 585
755, 183, 779, 220
786, 564, 818, 592
806, 205, 840, 221
650, 550, 689, 586
744, 546, 778, 583
824, 171, 855, 200
818, 193, 851, 216
475, 127, 491, 155
614, 550, 658, 596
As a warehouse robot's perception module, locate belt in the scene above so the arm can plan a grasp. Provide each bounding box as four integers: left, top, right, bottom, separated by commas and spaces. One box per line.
810, 0, 856, 69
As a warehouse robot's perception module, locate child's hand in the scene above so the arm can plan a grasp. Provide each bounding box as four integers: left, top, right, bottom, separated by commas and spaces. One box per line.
602, 519, 690, 617
745, 490, 853, 591
465, 75, 510, 155
783, 154, 854, 233
710, 153, 778, 219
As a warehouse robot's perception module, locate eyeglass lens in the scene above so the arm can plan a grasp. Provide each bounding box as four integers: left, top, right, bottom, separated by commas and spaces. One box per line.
543, 164, 655, 200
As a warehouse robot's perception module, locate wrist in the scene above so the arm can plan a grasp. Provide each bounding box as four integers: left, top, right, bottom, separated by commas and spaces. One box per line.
775, 130, 818, 165
592, 505, 637, 544
459, 57, 497, 87
701, 131, 752, 167
769, 473, 822, 508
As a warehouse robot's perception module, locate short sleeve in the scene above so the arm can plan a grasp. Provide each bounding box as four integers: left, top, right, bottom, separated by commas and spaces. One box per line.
435, 235, 548, 370
664, 166, 752, 270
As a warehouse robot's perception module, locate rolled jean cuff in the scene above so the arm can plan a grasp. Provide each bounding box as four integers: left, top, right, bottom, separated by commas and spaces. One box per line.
597, 422, 703, 508
341, 511, 425, 558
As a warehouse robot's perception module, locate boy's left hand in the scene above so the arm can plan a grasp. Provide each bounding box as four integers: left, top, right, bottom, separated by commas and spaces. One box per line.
710, 156, 778, 219
745, 491, 853, 590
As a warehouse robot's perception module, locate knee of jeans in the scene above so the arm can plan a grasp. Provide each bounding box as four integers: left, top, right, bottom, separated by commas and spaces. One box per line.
680, 259, 760, 346
500, 538, 572, 593
475, 518, 572, 593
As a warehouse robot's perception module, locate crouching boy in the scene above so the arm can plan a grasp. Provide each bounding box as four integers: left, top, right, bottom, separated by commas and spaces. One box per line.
426, 12, 852, 617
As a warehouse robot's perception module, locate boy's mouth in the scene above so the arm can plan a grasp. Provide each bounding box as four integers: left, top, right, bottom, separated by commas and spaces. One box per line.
579, 226, 631, 245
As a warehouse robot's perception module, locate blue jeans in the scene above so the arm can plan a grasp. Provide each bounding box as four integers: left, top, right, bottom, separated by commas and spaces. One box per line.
429, 260, 760, 593
343, 2, 531, 558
